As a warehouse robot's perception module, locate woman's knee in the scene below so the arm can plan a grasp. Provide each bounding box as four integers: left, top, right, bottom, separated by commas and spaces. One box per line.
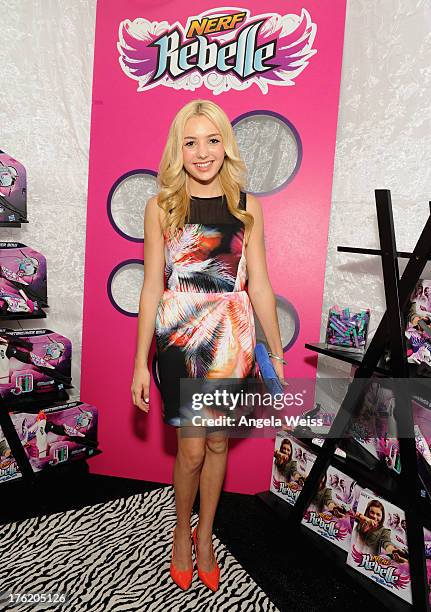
205, 434, 228, 455
178, 442, 206, 472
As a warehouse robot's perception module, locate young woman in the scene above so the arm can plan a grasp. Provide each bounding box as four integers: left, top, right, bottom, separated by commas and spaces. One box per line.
131, 99, 285, 592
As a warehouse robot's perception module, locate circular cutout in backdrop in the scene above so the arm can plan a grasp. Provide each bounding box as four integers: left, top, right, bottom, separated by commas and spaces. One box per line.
232, 111, 302, 195
107, 170, 158, 241
253, 295, 300, 352
107, 260, 144, 316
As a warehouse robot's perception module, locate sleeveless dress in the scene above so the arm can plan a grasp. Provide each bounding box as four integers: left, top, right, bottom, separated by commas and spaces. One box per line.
155, 192, 257, 426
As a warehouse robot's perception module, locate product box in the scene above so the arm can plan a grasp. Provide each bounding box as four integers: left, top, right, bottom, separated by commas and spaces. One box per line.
349, 369, 431, 474
10, 401, 98, 473
405, 279, 431, 366
0, 428, 21, 483
347, 489, 411, 603
0, 150, 27, 224
0, 328, 71, 405
349, 374, 401, 473
270, 432, 317, 506
425, 527, 431, 606
302, 466, 362, 552
0, 242, 47, 316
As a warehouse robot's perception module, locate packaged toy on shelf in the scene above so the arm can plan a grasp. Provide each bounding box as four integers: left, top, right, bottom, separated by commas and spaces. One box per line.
270, 432, 317, 506
302, 465, 362, 552
10, 401, 98, 473
347, 489, 412, 603
325, 305, 370, 353
0, 150, 27, 224
425, 527, 431, 606
405, 279, 431, 366
0, 242, 47, 317
0, 428, 21, 483
349, 371, 400, 473
0, 328, 71, 405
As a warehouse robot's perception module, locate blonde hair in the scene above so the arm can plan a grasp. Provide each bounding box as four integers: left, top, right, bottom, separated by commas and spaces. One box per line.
157, 99, 254, 242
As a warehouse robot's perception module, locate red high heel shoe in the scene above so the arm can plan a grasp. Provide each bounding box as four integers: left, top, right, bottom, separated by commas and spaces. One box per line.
170, 529, 193, 590
192, 526, 220, 592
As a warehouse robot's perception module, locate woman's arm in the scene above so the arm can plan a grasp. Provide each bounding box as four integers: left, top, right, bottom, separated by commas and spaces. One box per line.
131, 196, 165, 411
245, 193, 284, 380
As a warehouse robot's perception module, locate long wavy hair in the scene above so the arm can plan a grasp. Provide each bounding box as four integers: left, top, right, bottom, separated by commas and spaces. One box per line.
157, 99, 254, 242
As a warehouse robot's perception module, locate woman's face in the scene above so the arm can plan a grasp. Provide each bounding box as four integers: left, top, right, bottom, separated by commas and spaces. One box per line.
182, 115, 225, 186
280, 442, 291, 460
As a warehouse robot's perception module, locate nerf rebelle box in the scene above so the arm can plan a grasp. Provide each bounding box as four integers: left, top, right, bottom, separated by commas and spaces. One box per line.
302, 465, 362, 552
0, 151, 27, 224
0, 328, 71, 405
0, 428, 21, 483
270, 432, 317, 506
10, 401, 98, 473
0, 243, 47, 316
347, 489, 412, 603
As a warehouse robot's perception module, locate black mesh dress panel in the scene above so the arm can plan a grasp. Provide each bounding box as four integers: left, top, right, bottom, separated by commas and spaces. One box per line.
187, 191, 246, 225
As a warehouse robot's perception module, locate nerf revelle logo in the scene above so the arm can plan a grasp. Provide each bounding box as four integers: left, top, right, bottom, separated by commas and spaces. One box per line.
117, 7, 317, 95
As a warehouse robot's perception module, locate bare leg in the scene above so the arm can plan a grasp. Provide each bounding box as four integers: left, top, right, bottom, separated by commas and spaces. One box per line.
196, 430, 228, 571
173, 427, 206, 570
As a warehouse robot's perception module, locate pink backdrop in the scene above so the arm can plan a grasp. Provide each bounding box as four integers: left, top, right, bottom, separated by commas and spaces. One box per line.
81, 0, 346, 493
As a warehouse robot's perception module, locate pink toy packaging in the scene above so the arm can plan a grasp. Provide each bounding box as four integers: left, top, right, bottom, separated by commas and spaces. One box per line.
0, 150, 27, 225
0, 427, 21, 483
0, 242, 47, 317
302, 465, 362, 552
270, 432, 317, 506
10, 401, 98, 473
347, 489, 412, 603
425, 527, 431, 606
349, 370, 400, 472
0, 328, 71, 405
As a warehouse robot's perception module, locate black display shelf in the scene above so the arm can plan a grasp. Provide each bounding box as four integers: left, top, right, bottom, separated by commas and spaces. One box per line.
257, 491, 411, 612
0, 310, 47, 321
0, 449, 101, 491
258, 192, 431, 610
337, 246, 426, 260
305, 342, 390, 374
3, 389, 70, 413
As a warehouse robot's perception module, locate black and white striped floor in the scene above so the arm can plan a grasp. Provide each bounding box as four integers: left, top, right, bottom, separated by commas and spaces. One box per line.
1, 487, 279, 612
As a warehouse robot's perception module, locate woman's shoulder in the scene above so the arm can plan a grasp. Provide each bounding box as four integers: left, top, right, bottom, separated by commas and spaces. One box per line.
242, 192, 262, 219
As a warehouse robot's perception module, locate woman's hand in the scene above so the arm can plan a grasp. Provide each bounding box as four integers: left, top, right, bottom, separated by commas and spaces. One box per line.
271, 358, 288, 386
131, 365, 151, 412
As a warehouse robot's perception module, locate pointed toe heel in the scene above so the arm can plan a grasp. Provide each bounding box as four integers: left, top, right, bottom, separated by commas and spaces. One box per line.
170, 529, 193, 590
192, 526, 220, 592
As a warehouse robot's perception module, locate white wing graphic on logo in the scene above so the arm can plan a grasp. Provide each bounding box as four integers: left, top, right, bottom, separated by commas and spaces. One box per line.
117, 8, 317, 95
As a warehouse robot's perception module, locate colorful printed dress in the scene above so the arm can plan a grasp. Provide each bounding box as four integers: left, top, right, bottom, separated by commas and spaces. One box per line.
155, 192, 257, 425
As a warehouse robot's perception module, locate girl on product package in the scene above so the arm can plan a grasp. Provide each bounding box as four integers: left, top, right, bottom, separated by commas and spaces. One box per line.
131, 100, 285, 592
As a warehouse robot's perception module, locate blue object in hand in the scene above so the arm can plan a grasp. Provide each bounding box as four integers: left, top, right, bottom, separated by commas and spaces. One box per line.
254, 343, 285, 396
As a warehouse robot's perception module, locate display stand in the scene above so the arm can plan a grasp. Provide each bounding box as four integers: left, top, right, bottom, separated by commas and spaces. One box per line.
258, 190, 431, 611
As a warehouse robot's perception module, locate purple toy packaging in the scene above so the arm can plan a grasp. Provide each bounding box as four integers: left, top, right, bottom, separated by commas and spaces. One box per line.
302, 466, 362, 552
347, 489, 412, 603
0, 328, 71, 404
405, 279, 431, 365
325, 305, 370, 353
10, 401, 98, 472
0, 151, 27, 224
349, 370, 400, 473
425, 527, 431, 606
0, 242, 47, 317
0, 427, 21, 483
270, 432, 317, 506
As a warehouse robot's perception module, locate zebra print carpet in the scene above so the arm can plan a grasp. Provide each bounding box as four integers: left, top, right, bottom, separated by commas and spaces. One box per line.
1, 486, 279, 612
